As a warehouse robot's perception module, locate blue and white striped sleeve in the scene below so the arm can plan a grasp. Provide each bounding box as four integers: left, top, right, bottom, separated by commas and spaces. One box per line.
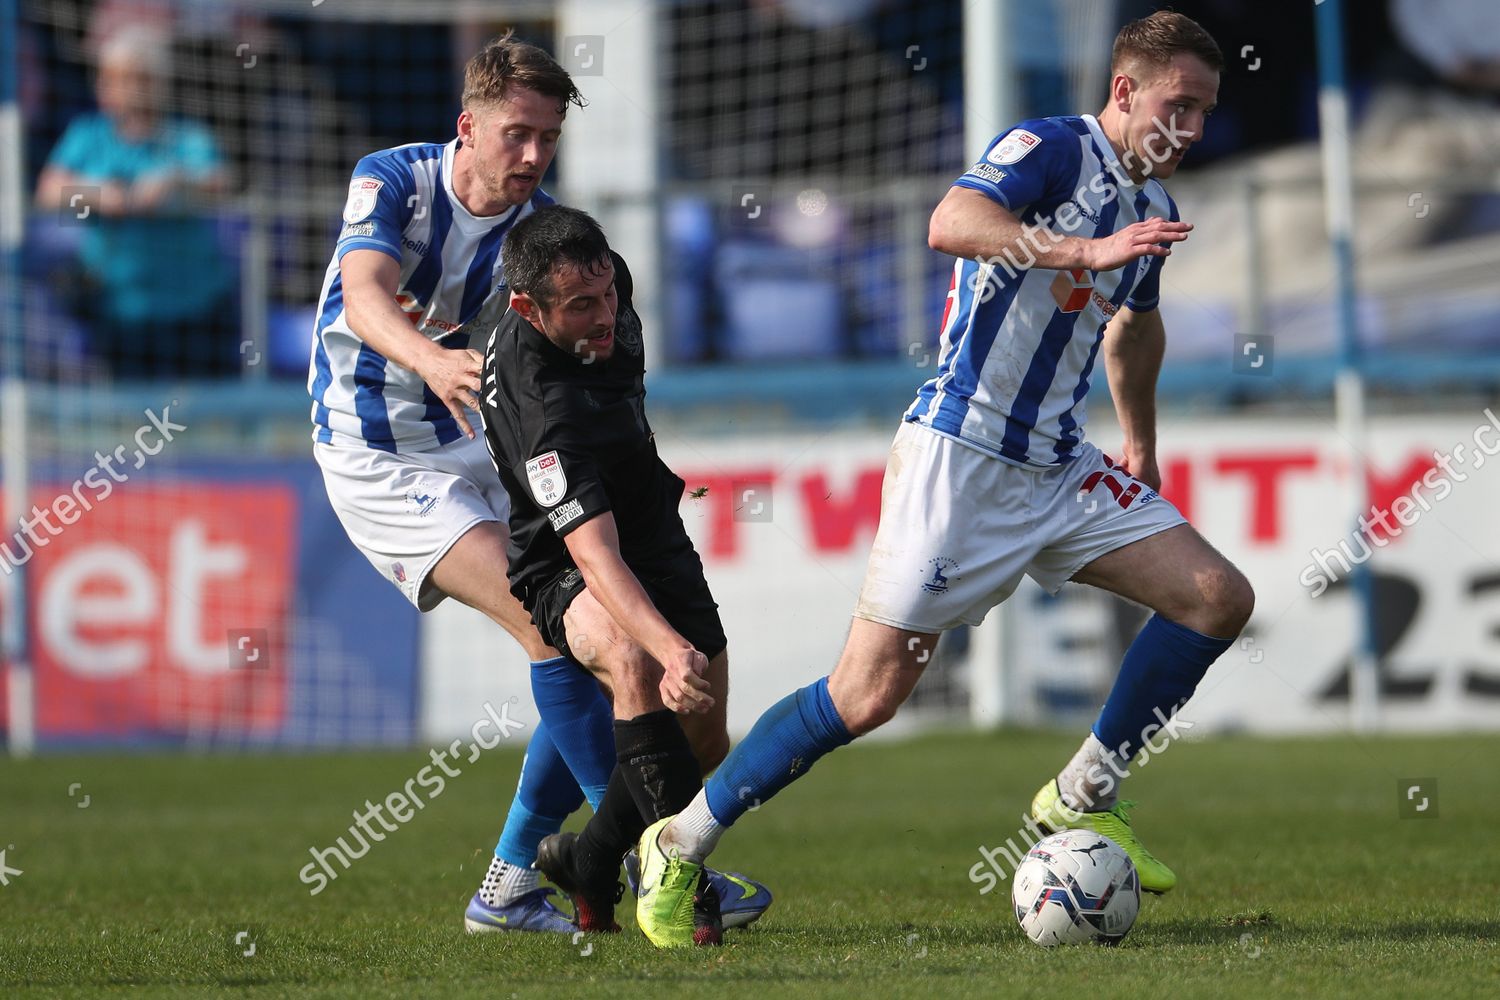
335, 152, 416, 263
951, 119, 1081, 214
1124, 191, 1178, 312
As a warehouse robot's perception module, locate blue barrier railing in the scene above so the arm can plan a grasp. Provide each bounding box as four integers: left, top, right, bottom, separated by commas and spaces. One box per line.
50, 350, 1500, 434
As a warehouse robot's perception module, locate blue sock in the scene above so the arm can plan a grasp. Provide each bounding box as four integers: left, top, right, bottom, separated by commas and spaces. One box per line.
705, 676, 853, 826
1093, 614, 1234, 758
495, 720, 585, 867
529, 656, 614, 810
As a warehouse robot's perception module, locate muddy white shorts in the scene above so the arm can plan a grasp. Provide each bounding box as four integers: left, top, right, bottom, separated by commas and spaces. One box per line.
314, 433, 509, 611
854, 420, 1186, 633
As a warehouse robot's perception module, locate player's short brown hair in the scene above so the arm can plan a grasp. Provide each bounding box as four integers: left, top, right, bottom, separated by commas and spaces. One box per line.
462, 31, 586, 115
1111, 11, 1223, 81
503, 205, 612, 310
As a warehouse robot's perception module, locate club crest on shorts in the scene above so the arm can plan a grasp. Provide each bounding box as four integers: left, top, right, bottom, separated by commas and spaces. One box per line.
527, 451, 567, 507
405, 488, 440, 517
922, 557, 960, 595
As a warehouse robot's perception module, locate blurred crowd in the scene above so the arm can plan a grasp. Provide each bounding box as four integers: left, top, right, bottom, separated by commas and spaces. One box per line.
16, 0, 1500, 379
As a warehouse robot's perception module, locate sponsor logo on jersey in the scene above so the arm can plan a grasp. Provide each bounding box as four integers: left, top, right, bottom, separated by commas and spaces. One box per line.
1051, 269, 1093, 313
969, 163, 1008, 184
527, 451, 567, 507
401, 235, 430, 257
1050, 268, 1119, 317
340, 221, 376, 240
392, 290, 461, 334
344, 176, 383, 224
394, 291, 426, 326
1068, 200, 1102, 225
986, 128, 1041, 165
548, 498, 586, 531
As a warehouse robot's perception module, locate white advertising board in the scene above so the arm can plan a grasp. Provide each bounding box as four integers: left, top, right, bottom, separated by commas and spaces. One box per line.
423, 412, 1500, 739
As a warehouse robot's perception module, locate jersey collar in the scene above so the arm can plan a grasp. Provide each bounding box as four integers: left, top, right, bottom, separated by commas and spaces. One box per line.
442, 137, 524, 230
1081, 114, 1143, 193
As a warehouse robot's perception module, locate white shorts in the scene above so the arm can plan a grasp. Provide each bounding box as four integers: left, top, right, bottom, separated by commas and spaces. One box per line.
314, 434, 509, 611
854, 421, 1187, 632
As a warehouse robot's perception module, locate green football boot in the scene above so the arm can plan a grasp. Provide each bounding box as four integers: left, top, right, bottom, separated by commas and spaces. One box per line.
635, 817, 717, 948
1030, 779, 1178, 894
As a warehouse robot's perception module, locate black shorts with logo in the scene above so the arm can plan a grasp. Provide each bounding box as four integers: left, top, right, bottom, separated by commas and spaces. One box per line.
530, 547, 727, 664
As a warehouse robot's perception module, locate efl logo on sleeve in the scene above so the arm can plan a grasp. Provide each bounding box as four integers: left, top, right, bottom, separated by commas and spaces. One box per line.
343, 177, 383, 223
526, 451, 567, 507
986, 129, 1040, 165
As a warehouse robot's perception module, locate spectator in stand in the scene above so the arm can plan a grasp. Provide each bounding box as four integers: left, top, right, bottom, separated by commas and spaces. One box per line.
34, 25, 236, 378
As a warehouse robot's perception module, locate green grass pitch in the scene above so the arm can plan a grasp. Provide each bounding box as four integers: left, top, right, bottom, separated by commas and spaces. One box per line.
2, 730, 1496, 998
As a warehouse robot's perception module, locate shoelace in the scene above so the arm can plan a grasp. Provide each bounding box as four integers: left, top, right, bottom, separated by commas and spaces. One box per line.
660, 855, 700, 927
517, 888, 574, 923
516, 887, 558, 908
1092, 800, 1160, 861
660, 855, 698, 891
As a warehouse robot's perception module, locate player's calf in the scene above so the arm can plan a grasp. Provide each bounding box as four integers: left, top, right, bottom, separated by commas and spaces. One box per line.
675, 650, 731, 771
826, 620, 938, 735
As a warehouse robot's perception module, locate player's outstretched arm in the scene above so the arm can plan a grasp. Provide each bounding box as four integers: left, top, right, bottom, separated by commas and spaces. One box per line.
1102, 305, 1165, 490
929, 187, 1192, 274
341, 248, 485, 439
562, 513, 714, 714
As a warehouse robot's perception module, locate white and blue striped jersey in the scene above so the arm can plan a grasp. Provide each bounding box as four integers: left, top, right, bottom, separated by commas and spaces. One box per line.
308, 138, 554, 453
906, 114, 1176, 468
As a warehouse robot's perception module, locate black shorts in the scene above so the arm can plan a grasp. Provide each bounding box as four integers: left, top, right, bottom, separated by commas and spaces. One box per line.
530, 550, 727, 663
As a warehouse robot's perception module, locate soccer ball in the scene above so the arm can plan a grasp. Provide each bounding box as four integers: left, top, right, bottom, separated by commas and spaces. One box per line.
1011, 830, 1140, 947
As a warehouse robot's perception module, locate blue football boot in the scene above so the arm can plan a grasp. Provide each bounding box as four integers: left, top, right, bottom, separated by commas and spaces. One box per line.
463, 887, 577, 934
623, 848, 773, 930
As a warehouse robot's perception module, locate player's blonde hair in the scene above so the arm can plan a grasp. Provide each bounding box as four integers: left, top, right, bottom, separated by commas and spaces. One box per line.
462, 31, 586, 115
1111, 11, 1223, 82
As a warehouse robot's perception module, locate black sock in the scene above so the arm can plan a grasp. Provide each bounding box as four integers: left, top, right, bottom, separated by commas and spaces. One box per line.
611, 709, 703, 822
570, 711, 702, 886
573, 767, 644, 888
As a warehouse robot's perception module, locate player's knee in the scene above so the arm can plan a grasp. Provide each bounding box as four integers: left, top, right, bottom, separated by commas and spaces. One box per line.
828, 646, 917, 735
839, 687, 903, 737
609, 643, 663, 704
513, 629, 556, 662
1200, 565, 1254, 636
